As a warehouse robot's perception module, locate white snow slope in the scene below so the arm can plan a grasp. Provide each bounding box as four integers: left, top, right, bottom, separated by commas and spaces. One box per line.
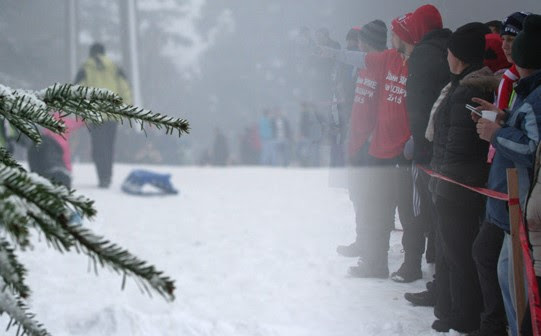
3, 164, 461, 336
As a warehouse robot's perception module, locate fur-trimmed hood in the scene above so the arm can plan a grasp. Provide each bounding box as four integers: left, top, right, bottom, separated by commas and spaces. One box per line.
459, 66, 501, 93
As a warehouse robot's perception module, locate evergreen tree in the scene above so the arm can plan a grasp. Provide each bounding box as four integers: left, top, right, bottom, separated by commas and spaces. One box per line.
0, 82, 189, 336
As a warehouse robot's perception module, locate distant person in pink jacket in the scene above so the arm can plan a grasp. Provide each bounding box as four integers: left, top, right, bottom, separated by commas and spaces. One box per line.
28, 112, 84, 188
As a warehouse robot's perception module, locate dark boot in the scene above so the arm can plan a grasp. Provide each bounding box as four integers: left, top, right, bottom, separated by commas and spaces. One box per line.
466, 325, 508, 336
348, 259, 388, 279
404, 290, 436, 307
431, 319, 451, 333
391, 261, 422, 283
432, 317, 479, 334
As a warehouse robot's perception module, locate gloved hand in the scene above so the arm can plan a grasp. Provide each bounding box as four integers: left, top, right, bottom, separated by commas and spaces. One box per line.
403, 136, 414, 160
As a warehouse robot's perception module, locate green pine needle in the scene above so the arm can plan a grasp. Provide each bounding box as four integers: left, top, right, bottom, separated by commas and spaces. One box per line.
0, 80, 186, 335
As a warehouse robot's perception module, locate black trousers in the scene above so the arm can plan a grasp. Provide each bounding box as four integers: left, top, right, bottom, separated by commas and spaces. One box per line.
472, 220, 506, 330
414, 165, 437, 263
399, 163, 425, 269
89, 121, 117, 186
349, 143, 372, 248
28, 136, 71, 188
357, 164, 395, 270
434, 195, 483, 327
349, 153, 413, 271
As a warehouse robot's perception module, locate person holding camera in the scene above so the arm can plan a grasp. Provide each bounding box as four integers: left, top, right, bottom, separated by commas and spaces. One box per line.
472, 14, 541, 336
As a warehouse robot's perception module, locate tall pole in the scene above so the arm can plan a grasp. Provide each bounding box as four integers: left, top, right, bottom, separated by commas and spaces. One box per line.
120, 0, 143, 106
66, 0, 78, 82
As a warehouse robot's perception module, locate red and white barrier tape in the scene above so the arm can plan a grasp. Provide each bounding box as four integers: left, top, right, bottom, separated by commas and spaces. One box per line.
418, 164, 541, 335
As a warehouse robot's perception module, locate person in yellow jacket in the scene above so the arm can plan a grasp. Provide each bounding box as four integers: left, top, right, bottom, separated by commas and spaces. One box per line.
75, 42, 132, 188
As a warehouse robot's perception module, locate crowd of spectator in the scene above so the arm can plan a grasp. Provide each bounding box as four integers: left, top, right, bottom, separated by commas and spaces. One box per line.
310, 6, 541, 336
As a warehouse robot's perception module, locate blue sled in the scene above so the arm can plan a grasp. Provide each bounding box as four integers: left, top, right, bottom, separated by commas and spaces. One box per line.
121, 169, 179, 196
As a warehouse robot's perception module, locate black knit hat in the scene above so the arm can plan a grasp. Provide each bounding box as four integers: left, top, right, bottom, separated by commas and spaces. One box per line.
89, 42, 105, 57
501, 12, 530, 37
346, 28, 360, 42
512, 14, 541, 69
448, 22, 490, 64
359, 20, 388, 51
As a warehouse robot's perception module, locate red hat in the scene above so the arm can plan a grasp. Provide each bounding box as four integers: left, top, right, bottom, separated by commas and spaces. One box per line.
410, 4, 443, 44
484, 33, 512, 72
391, 13, 415, 45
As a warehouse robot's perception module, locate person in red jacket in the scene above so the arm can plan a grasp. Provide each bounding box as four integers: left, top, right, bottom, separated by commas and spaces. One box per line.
27, 112, 85, 189
320, 12, 415, 278
337, 20, 388, 258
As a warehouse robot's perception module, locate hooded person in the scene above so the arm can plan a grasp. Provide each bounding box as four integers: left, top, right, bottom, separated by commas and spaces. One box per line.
427, 22, 498, 333
408, 4, 444, 44
389, 4, 452, 287
484, 33, 512, 73
320, 12, 414, 279
486, 20, 502, 34
403, 5, 452, 306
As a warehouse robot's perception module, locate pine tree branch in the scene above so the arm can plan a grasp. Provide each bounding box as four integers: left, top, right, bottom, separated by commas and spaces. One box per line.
0, 189, 72, 253
0, 85, 65, 144
0, 148, 23, 170
115, 104, 190, 136
38, 84, 190, 136
0, 80, 184, 334
0, 163, 175, 301
38, 84, 112, 124
0, 192, 31, 247
12, 89, 65, 133
27, 211, 74, 252
0, 281, 50, 336
58, 221, 175, 301
0, 165, 96, 252
0, 238, 30, 299
0, 165, 96, 219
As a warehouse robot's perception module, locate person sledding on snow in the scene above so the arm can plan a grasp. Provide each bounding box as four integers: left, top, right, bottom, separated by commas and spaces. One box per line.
27, 111, 84, 189
121, 169, 179, 196
27, 111, 85, 224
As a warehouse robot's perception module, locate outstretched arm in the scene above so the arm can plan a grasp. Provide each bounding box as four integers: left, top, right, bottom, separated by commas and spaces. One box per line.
318, 46, 367, 69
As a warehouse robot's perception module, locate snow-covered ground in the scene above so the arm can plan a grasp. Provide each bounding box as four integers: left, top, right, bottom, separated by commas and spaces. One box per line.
5, 164, 457, 336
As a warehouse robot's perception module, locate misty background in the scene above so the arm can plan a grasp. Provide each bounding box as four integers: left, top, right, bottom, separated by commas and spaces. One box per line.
1, 0, 540, 165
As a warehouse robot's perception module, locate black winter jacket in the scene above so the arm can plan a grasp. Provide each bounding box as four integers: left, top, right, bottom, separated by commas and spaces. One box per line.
430, 65, 499, 202
407, 29, 452, 164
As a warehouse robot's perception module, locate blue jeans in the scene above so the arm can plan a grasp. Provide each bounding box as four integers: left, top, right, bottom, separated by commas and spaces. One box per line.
259, 140, 274, 165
